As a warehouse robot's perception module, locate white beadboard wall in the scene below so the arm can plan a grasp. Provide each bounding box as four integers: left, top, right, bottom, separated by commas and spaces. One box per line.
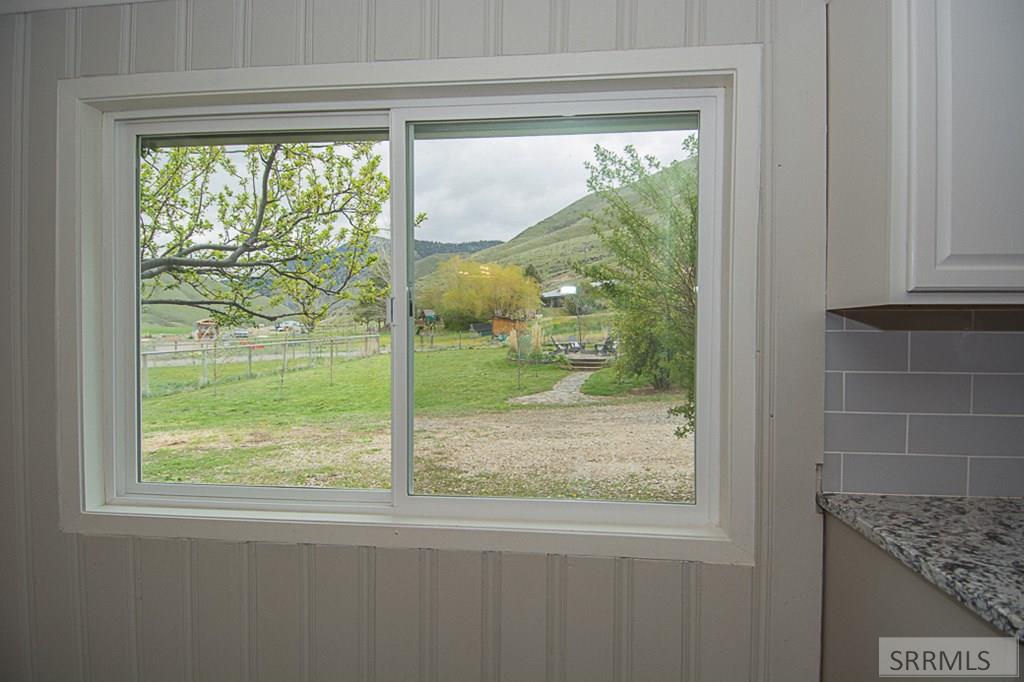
0, 1, 827, 680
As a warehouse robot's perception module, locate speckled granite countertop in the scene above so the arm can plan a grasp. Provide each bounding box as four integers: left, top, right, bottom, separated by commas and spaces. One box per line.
817, 493, 1024, 641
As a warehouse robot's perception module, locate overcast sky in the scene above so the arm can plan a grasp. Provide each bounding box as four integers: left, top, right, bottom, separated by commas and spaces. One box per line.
170, 128, 693, 247
412, 130, 693, 243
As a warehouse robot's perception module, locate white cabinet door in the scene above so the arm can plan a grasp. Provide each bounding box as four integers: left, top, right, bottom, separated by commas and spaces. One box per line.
899, 0, 1024, 291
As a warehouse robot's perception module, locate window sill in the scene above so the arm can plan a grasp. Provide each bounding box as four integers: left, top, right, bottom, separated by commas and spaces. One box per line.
61, 500, 754, 564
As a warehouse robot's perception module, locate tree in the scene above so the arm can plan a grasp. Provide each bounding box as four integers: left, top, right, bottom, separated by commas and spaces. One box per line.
352, 246, 391, 331
563, 281, 600, 342
420, 256, 541, 329
138, 140, 391, 330
576, 136, 699, 436
523, 263, 543, 284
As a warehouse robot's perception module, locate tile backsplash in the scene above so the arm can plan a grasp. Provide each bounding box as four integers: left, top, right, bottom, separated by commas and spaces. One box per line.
823, 309, 1024, 496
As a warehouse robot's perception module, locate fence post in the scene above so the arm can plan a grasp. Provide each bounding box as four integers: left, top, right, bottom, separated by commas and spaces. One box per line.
247, 346, 253, 378
282, 339, 289, 380
140, 353, 149, 396
364, 335, 368, 356
330, 339, 335, 385
458, 331, 462, 350
309, 340, 315, 368
212, 337, 218, 385
201, 347, 208, 386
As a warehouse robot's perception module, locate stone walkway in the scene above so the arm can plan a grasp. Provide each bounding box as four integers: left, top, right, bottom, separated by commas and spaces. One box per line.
508, 370, 599, 405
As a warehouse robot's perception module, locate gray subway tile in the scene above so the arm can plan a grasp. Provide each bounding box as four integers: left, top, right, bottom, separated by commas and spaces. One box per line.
824, 372, 843, 411
910, 332, 1024, 373
973, 375, 1024, 415
909, 415, 1024, 456
822, 453, 842, 492
842, 454, 967, 495
968, 458, 1024, 497
825, 413, 907, 453
844, 373, 971, 414
825, 331, 909, 371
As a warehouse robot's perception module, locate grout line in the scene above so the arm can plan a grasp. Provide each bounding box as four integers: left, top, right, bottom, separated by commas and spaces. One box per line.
824, 409, 1024, 418
904, 414, 910, 455
838, 453, 844, 492
969, 374, 975, 414
824, 370, 1024, 376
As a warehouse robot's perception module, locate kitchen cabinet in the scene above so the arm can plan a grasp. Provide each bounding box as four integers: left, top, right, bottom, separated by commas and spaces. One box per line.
827, 0, 1024, 308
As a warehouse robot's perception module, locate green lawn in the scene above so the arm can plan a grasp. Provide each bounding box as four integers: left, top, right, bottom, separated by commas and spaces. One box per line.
580, 366, 650, 396
142, 348, 569, 432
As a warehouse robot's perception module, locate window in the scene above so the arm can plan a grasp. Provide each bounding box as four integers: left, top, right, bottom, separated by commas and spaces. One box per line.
57, 49, 760, 562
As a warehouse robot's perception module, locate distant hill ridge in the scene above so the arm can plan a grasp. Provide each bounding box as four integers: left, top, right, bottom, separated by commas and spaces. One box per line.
413, 239, 502, 259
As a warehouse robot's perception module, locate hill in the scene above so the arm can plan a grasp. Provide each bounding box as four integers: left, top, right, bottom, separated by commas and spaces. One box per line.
468, 161, 695, 285
140, 276, 291, 333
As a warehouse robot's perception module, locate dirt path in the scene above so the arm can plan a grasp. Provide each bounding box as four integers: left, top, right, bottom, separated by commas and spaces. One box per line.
144, 399, 695, 501
507, 370, 599, 405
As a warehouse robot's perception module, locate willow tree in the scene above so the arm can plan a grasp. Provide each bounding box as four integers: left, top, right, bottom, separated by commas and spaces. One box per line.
576, 136, 699, 436
138, 140, 390, 330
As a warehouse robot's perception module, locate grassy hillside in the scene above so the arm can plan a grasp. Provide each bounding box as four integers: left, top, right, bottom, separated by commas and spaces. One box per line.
140, 277, 291, 335
466, 161, 694, 285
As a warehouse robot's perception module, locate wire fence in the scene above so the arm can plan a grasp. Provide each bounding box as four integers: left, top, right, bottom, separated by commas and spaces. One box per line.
140, 330, 506, 397
141, 335, 384, 397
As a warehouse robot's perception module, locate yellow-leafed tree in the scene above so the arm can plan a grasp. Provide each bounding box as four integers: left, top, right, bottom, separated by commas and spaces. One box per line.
421, 256, 540, 329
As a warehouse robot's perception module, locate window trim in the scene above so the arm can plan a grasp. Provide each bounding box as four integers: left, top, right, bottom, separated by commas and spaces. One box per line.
56, 47, 762, 563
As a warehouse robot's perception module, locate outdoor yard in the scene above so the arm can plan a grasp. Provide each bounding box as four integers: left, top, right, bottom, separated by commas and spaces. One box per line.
141, 346, 695, 503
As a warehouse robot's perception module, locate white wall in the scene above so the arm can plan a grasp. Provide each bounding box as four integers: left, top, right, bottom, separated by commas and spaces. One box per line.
0, 1, 826, 680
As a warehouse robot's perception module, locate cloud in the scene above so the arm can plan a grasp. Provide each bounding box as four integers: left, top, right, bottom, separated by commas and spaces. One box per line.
411, 130, 692, 243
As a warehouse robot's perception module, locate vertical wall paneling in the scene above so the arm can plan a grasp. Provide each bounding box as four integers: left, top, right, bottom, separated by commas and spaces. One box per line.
0, 16, 33, 681
437, 0, 487, 58
1, 0, 825, 679
310, 0, 364, 64
565, 0, 617, 52
372, 0, 425, 61
136, 539, 189, 682
498, 0, 550, 55
248, 0, 302, 67
545, 554, 566, 681
192, 541, 246, 682
629, 559, 683, 679
564, 556, 615, 682
77, 4, 123, 76
435, 551, 483, 681
703, 0, 761, 45
253, 543, 305, 681
498, 553, 548, 681
131, 0, 183, 73
480, 551, 501, 681
373, 547, 421, 679
310, 546, 363, 680
634, 0, 687, 49
23, 10, 84, 681
80, 536, 136, 681
698, 564, 754, 680
188, 0, 239, 69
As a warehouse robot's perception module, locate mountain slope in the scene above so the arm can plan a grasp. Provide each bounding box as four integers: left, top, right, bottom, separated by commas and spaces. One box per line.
470, 160, 695, 284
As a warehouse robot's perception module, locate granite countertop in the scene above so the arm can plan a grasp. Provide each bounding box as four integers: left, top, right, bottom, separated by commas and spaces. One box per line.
817, 492, 1024, 641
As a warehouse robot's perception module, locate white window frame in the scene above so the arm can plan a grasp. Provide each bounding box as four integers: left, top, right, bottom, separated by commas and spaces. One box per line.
57, 47, 761, 563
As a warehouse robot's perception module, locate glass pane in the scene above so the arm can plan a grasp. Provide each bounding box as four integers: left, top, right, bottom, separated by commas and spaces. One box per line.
410, 113, 699, 503
138, 133, 392, 489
